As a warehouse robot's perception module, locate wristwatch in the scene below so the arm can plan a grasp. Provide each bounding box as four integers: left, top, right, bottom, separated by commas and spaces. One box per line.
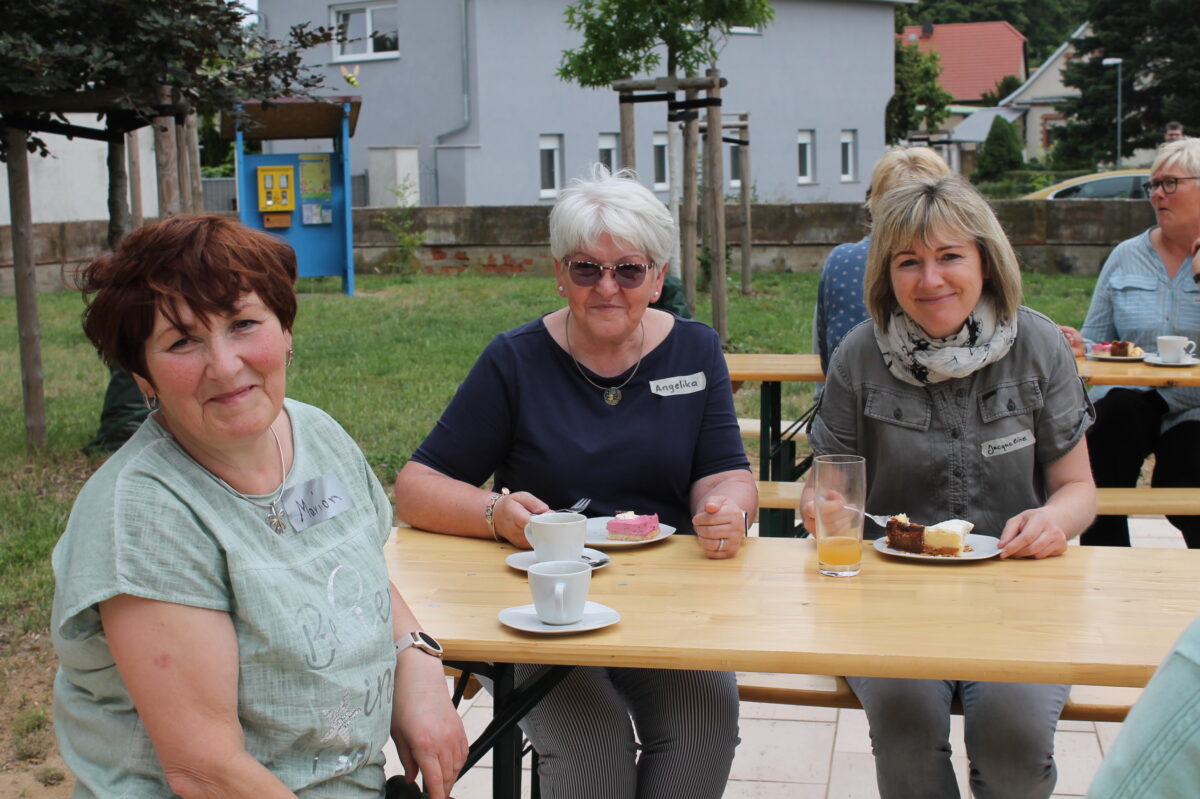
396, 630, 444, 659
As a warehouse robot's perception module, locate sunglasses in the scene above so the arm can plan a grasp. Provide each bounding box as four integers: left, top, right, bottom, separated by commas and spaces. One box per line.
1142, 176, 1200, 195
566, 260, 654, 289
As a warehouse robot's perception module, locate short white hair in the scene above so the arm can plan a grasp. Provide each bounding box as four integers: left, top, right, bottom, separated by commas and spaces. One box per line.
549, 164, 675, 268
1151, 138, 1200, 178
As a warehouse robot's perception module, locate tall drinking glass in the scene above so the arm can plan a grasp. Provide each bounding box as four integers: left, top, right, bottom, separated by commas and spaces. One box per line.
811, 454, 866, 577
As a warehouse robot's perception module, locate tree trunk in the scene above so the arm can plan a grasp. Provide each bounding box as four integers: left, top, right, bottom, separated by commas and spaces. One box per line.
175, 115, 192, 212
127, 129, 144, 227
107, 121, 131, 250
4, 125, 48, 452
739, 114, 752, 296
705, 68, 727, 343
154, 86, 181, 217
185, 112, 204, 212
681, 81, 699, 316
619, 90, 636, 173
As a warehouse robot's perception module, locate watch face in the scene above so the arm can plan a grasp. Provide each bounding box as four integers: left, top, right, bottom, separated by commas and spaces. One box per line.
415, 631, 443, 652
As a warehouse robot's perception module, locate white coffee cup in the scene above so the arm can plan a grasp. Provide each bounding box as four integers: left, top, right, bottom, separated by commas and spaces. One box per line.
1157, 335, 1196, 363
528, 560, 591, 625
524, 512, 587, 563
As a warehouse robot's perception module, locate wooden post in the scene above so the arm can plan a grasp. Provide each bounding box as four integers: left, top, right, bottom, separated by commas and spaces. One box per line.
175, 115, 192, 212
4, 125, 48, 452
681, 83, 699, 316
127, 129, 144, 227
153, 86, 181, 217
185, 112, 204, 212
106, 122, 131, 250
739, 113, 752, 296
619, 91, 636, 173
705, 68, 727, 343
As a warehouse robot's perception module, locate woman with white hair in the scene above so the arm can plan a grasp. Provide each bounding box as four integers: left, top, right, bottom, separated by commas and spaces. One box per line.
394, 165, 756, 797
1060, 138, 1200, 548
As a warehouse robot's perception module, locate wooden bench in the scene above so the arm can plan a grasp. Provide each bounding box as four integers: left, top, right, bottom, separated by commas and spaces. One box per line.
737, 417, 807, 443
755, 481, 1200, 516
737, 674, 1139, 723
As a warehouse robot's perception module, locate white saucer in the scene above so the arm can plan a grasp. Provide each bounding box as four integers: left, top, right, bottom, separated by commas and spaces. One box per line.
498, 601, 620, 634
873, 533, 1001, 562
1144, 354, 1200, 367
585, 517, 676, 549
505, 548, 611, 571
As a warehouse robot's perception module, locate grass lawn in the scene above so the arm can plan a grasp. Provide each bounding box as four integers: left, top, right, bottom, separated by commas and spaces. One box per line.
0, 270, 1097, 633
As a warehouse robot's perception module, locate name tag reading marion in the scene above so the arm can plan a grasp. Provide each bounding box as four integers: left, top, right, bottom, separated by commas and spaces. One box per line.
981, 430, 1035, 458
650, 372, 707, 397
282, 473, 355, 532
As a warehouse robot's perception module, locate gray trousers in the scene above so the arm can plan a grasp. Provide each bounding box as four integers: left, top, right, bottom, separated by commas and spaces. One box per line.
847, 676, 1070, 799
509, 665, 740, 799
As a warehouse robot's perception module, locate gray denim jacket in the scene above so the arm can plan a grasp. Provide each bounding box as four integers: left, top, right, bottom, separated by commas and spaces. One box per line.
810, 306, 1094, 537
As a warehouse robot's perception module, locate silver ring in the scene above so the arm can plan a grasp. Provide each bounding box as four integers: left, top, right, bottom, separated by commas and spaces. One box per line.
717, 538, 726, 551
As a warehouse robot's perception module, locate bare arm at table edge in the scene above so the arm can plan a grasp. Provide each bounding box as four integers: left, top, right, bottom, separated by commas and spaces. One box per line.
393, 460, 549, 548
998, 438, 1097, 559
388, 583, 468, 799
99, 596, 298, 799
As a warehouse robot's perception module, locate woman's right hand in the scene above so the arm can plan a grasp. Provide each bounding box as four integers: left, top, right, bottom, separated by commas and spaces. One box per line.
1058, 325, 1086, 358
801, 489, 852, 536
493, 491, 549, 548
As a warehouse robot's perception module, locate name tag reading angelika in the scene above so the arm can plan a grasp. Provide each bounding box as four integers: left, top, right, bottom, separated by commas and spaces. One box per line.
282, 473, 355, 532
650, 372, 707, 397
981, 430, 1035, 458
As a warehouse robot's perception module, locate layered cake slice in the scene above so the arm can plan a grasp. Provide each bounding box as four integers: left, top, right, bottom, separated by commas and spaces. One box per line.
885, 514, 974, 556
606, 511, 660, 541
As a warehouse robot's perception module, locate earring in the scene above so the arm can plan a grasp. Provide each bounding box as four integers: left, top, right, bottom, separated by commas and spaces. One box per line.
286, 348, 294, 367
142, 394, 159, 411
558, 285, 564, 292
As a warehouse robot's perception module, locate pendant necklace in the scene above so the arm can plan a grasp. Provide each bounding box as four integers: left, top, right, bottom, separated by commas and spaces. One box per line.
565, 311, 644, 406
231, 425, 289, 534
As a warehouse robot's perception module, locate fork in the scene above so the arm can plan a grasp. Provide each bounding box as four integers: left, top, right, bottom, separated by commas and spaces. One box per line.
845, 505, 890, 527
557, 497, 592, 514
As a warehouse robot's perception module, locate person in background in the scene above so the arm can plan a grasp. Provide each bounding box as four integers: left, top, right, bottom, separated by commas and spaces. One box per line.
53, 215, 466, 799
1059, 138, 1200, 548
394, 165, 755, 799
804, 176, 1096, 799
814, 146, 951, 372
1165, 121, 1185, 142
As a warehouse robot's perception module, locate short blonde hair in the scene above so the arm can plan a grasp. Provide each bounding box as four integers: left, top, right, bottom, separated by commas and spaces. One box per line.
549, 164, 674, 269
866, 147, 952, 222
1150, 138, 1200, 180
865, 176, 1023, 328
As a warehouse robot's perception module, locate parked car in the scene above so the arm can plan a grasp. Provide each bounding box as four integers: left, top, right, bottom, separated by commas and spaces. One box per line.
1022, 170, 1151, 200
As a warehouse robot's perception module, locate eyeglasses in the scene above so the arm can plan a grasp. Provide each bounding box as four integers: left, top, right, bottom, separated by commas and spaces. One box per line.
566, 260, 653, 289
1142, 176, 1200, 195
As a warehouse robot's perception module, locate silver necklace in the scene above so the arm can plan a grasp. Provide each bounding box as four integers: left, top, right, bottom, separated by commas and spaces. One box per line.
231, 426, 289, 535
565, 312, 644, 406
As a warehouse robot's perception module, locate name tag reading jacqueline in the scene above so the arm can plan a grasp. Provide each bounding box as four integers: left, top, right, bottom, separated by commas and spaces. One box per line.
981, 430, 1035, 458
282, 473, 355, 532
650, 371, 707, 397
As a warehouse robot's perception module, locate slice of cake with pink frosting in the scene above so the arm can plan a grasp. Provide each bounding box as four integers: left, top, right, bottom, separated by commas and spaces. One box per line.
606, 511, 660, 541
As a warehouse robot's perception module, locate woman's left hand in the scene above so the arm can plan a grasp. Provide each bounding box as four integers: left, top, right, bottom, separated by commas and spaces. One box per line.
391, 649, 468, 799
998, 508, 1069, 559
693, 495, 746, 559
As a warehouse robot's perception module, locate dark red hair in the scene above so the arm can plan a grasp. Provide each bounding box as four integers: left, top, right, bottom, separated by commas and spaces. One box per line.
79, 215, 297, 380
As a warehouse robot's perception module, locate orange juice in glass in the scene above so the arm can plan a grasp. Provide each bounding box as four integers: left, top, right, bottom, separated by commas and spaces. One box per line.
812, 455, 865, 577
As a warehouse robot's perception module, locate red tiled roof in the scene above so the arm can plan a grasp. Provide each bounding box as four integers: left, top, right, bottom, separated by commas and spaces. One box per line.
899, 21, 1027, 103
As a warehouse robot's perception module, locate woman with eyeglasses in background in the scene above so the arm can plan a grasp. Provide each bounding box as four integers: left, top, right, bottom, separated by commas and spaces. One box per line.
1059, 138, 1200, 548
393, 165, 756, 798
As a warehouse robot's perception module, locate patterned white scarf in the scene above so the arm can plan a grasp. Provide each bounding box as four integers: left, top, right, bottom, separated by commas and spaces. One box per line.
874, 296, 1018, 386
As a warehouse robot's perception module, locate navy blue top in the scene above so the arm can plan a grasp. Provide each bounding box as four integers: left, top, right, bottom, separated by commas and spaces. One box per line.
411, 315, 750, 533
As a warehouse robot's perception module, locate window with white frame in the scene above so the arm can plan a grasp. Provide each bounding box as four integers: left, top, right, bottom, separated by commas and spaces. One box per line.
598, 133, 619, 172
332, 2, 399, 61
653, 132, 668, 190
840, 130, 858, 182
539, 135, 562, 199
730, 144, 742, 189
797, 130, 815, 184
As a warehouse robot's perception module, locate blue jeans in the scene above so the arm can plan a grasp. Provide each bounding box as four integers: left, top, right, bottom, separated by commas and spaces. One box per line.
847, 676, 1070, 799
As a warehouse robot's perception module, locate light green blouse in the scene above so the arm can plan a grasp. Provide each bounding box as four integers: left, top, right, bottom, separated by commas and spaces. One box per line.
52, 399, 396, 797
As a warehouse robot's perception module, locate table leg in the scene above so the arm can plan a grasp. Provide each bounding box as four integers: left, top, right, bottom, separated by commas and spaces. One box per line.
759, 381, 794, 537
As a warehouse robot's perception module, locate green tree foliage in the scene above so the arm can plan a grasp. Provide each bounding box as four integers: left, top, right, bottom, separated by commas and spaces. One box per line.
1054, 0, 1200, 168
557, 0, 774, 86
974, 115, 1024, 180
980, 74, 1024, 106
896, 0, 1087, 65
0, 0, 337, 159
886, 42, 954, 144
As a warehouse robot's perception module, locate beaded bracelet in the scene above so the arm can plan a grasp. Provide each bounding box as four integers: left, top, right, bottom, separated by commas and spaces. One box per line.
485, 488, 509, 542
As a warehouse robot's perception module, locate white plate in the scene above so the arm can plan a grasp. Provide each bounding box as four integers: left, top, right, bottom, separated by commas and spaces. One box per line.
498, 601, 620, 634
1144, 354, 1200, 367
1086, 352, 1144, 362
873, 533, 1001, 562
585, 517, 677, 549
505, 548, 611, 571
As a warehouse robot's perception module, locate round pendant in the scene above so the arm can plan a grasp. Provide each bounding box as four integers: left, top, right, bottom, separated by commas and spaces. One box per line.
603, 388, 622, 406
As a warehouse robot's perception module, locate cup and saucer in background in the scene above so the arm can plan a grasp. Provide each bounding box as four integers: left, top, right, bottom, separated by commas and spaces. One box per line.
1147, 335, 1200, 367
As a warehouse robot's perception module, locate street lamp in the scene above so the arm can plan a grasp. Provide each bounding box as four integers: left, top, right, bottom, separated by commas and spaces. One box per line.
1102, 57, 1123, 169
